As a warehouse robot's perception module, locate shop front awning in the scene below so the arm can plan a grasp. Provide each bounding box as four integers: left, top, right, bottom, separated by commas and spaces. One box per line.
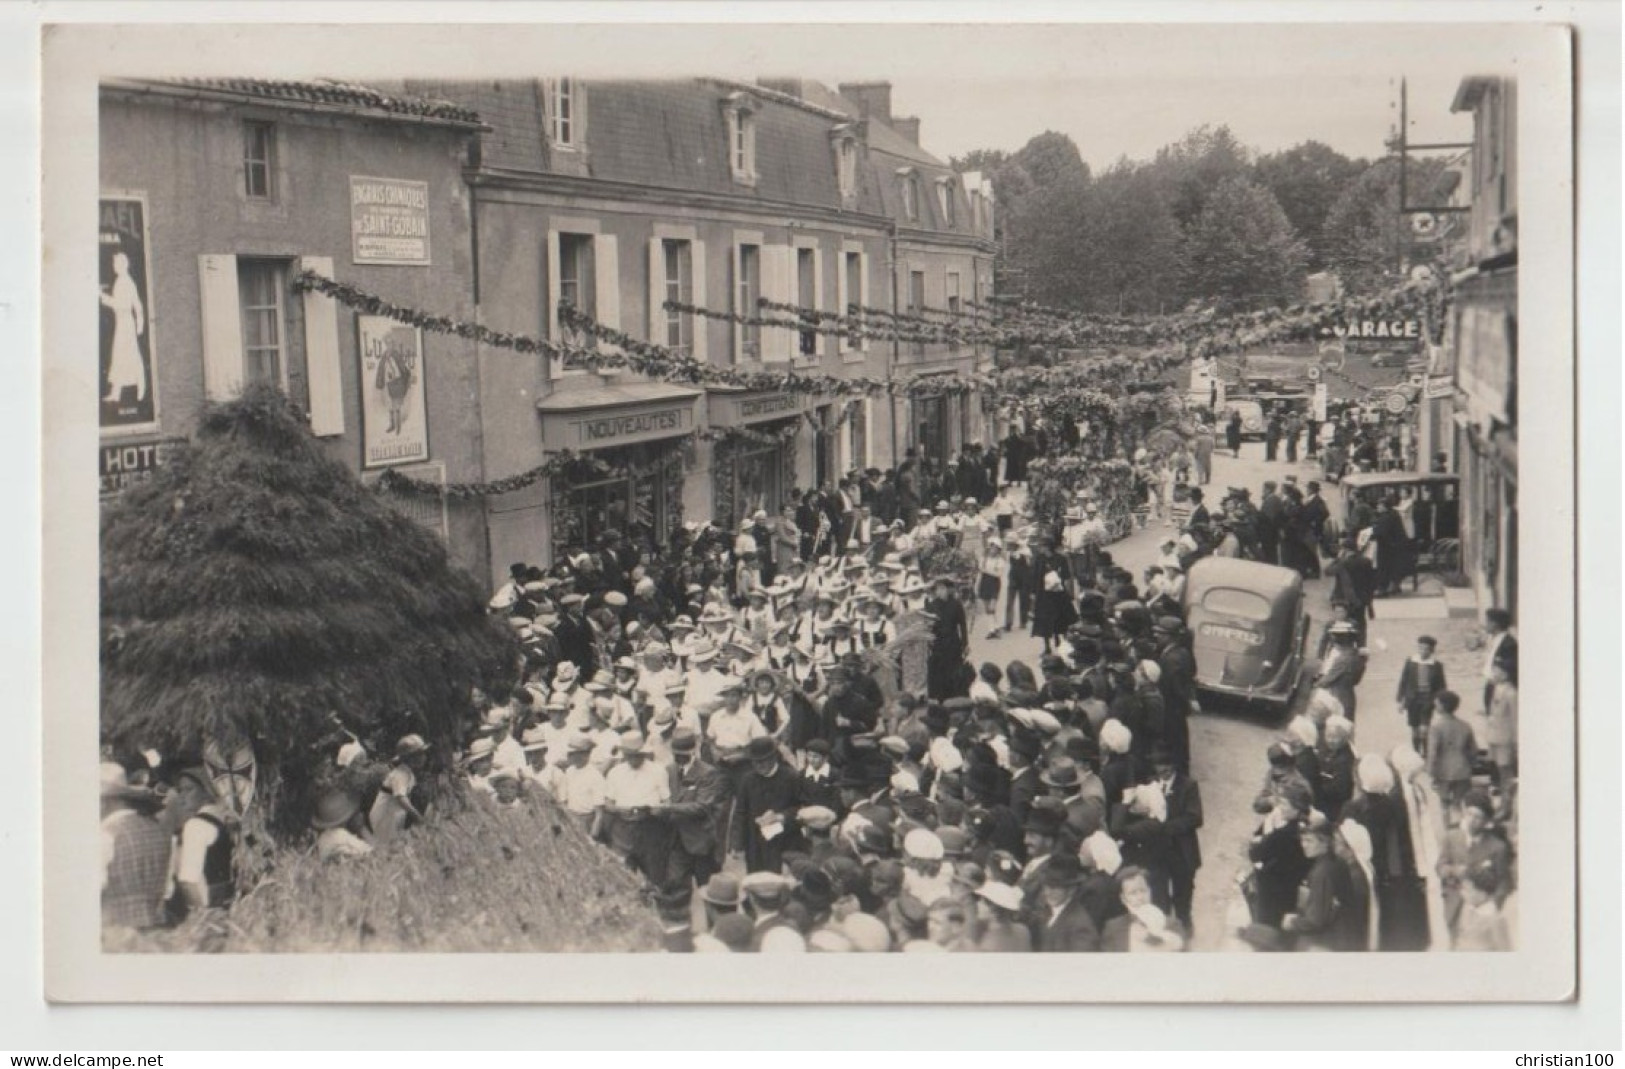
536, 382, 701, 451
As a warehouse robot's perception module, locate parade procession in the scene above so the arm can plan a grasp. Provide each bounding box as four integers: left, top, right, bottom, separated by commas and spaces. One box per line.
96, 71, 1520, 959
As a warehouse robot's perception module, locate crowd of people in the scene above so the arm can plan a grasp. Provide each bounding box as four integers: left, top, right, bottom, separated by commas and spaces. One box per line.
100, 394, 1517, 956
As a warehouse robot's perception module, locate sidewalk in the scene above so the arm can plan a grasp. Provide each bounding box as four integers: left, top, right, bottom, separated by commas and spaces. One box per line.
1351, 604, 1489, 761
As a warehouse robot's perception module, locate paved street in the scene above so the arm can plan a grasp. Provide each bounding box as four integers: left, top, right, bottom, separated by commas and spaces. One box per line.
965, 440, 1481, 948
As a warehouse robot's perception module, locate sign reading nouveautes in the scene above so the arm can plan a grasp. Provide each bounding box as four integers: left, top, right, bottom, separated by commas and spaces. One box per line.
570, 407, 692, 445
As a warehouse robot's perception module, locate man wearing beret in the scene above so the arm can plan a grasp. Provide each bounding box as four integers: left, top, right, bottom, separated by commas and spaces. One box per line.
730, 737, 815, 873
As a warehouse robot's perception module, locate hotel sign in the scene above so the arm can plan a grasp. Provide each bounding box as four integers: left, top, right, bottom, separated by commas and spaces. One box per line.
100, 437, 185, 498
710, 391, 804, 426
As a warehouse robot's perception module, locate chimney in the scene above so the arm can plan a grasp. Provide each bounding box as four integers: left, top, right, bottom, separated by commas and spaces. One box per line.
838, 81, 892, 122
892, 116, 921, 145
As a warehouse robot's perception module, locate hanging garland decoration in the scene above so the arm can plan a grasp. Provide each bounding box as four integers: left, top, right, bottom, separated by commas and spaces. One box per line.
371, 448, 641, 500
694, 422, 802, 448
293, 270, 1447, 451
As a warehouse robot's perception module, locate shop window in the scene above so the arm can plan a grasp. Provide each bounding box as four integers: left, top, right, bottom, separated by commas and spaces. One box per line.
242, 120, 277, 200
237, 258, 289, 388
663, 239, 693, 355
796, 247, 818, 358
551, 444, 680, 563
735, 243, 761, 361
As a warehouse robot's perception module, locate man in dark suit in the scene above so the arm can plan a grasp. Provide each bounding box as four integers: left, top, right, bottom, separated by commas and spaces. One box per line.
1154, 618, 1198, 776
1031, 854, 1102, 952
1006, 732, 1043, 828
1325, 538, 1377, 636
1150, 744, 1203, 933
729, 737, 812, 874
1300, 481, 1330, 575
553, 593, 597, 677
660, 728, 728, 895
1258, 481, 1284, 566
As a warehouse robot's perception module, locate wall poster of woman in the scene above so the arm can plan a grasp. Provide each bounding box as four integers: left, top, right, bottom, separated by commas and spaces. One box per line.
98, 195, 158, 432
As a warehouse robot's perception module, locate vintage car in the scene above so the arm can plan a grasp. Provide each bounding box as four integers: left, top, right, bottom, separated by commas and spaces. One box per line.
1220, 397, 1268, 441
1182, 557, 1310, 709
1338, 471, 1462, 581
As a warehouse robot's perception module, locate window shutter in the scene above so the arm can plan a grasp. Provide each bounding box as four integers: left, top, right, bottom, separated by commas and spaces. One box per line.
691, 239, 708, 362
594, 234, 620, 330
762, 244, 790, 362
836, 252, 850, 355
810, 245, 824, 360
859, 251, 871, 352
647, 236, 663, 344
198, 254, 243, 401
731, 242, 744, 364
297, 256, 344, 437
545, 229, 561, 377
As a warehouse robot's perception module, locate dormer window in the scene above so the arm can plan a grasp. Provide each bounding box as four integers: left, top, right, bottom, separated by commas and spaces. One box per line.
936, 178, 956, 226
722, 92, 759, 186
545, 78, 581, 148
830, 124, 860, 199
898, 168, 919, 221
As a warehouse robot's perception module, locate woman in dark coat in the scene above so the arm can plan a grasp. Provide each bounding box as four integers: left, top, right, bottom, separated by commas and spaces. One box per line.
1247, 784, 1312, 929
1031, 570, 1078, 654
1226, 410, 1244, 457
1371, 495, 1413, 595
925, 576, 971, 702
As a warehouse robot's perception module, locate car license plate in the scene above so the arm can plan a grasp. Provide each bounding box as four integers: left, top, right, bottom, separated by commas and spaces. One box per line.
1200, 623, 1263, 646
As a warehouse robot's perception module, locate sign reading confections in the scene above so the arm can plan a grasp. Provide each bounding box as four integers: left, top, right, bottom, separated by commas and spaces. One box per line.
99, 194, 160, 435
350, 176, 432, 266
710, 391, 804, 426
358, 316, 431, 469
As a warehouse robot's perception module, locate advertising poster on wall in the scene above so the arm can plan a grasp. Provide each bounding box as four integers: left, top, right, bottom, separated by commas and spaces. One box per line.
350, 175, 431, 266
357, 315, 430, 469
98, 194, 158, 434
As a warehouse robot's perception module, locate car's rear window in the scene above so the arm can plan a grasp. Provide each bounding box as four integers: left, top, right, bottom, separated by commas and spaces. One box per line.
1201, 587, 1271, 620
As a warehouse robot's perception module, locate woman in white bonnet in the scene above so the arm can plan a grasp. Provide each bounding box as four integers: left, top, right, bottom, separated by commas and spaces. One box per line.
1336, 819, 1379, 950
1389, 743, 1450, 949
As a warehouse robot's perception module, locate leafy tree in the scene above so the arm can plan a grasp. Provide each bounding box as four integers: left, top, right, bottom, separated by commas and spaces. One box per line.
100, 385, 519, 840
1180, 176, 1309, 311
1151, 125, 1253, 231
1011, 130, 1091, 190
1322, 155, 1456, 294
1080, 162, 1183, 314
1252, 141, 1368, 270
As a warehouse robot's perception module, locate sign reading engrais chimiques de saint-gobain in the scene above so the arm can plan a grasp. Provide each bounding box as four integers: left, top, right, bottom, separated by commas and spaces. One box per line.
350, 176, 432, 266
